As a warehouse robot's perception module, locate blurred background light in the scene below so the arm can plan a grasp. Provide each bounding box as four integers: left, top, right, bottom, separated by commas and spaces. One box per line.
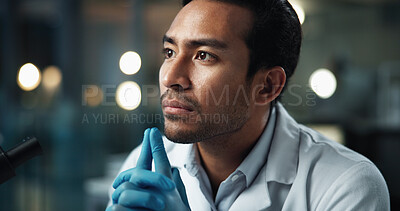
17, 63, 41, 91
309, 68, 337, 99
83, 85, 104, 107
119, 51, 141, 75
290, 1, 305, 24
116, 81, 141, 110
42, 66, 62, 90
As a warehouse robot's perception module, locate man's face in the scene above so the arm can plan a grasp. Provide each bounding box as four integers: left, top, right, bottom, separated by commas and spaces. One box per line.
159, 0, 255, 143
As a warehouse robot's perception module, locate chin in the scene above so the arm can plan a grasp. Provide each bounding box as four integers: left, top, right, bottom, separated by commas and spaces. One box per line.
163, 120, 200, 144
162, 105, 250, 144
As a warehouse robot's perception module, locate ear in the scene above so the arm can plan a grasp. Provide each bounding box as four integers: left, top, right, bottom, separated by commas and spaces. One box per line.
252, 66, 286, 105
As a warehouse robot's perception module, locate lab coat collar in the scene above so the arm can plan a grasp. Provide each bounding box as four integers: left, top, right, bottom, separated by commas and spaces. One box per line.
229, 164, 271, 210
237, 105, 276, 187
229, 103, 299, 210
264, 102, 299, 185
183, 143, 201, 177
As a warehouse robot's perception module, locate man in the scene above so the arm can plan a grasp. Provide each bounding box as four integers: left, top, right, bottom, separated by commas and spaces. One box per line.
107, 0, 390, 210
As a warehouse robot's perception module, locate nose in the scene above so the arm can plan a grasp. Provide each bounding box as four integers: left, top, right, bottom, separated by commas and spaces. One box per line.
160, 56, 191, 92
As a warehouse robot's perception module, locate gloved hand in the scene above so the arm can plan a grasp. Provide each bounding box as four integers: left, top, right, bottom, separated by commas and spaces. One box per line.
106, 127, 190, 211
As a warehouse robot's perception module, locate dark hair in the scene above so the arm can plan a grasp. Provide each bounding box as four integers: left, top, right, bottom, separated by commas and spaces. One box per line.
182, 0, 302, 96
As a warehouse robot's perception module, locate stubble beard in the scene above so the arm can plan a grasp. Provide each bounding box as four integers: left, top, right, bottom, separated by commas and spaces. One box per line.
163, 89, 251, 144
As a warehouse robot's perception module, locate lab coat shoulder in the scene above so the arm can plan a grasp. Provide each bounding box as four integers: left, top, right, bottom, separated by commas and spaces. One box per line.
315, 161, 390, 210
290, 124, 390, 210
264, 103, 390, 210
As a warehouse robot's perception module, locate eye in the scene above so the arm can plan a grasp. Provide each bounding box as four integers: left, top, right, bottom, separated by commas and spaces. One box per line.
163, 48, 176, 59
194, 51, 216, 62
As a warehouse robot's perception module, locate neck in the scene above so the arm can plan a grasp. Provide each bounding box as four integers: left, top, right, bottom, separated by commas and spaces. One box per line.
196, 107, 270, 198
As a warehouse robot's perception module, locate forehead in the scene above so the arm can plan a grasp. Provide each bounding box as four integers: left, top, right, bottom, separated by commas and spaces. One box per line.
166, 0, 253, 45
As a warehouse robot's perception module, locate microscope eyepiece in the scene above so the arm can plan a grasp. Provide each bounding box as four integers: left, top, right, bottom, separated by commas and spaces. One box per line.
0, 137, 43, 184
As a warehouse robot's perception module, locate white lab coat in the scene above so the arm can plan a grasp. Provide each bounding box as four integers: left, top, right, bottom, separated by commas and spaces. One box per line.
110, 103, 390, 210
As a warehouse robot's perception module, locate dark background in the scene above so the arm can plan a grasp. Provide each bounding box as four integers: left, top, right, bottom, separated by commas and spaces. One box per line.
1, 0, 399, 210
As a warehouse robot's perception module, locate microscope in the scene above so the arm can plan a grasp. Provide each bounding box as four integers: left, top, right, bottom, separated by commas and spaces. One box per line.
0, 137, 43, 184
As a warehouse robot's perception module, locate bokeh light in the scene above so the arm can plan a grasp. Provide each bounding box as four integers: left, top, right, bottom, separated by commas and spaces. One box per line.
290, 1, 305, 24
309, 68, 337, 99
17, 63, 41, 91
116, 81, 141, 110
83, 85, 104, 107
119, 51, 141, 75
42, 66, 62, 90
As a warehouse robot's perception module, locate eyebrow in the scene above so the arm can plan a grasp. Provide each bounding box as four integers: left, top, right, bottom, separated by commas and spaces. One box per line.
163, 35, 228, 50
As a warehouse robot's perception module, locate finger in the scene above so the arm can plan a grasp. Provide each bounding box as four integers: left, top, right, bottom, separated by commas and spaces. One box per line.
112, 182, 136, 204
171, 167, 190, 207
136, 128, 152, 170
150, 127, 172, 178
129, 170, 175, 191
113, 171, 175, 203
117, 189, 165, 210
106, 204, 152, 211
106, 204, 132, 211
113, 169, 134, 189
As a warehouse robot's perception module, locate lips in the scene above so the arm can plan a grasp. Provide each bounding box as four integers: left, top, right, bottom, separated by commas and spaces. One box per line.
162, 100, 194, 115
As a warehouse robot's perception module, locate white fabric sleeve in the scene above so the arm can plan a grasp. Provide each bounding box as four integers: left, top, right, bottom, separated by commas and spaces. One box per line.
316, 161, 390, 211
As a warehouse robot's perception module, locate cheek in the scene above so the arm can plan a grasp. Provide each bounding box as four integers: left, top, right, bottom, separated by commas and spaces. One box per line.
195, 73, 245, 108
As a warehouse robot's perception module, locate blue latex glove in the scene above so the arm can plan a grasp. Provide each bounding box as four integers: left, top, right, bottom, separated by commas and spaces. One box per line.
106, 127, 190, 211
